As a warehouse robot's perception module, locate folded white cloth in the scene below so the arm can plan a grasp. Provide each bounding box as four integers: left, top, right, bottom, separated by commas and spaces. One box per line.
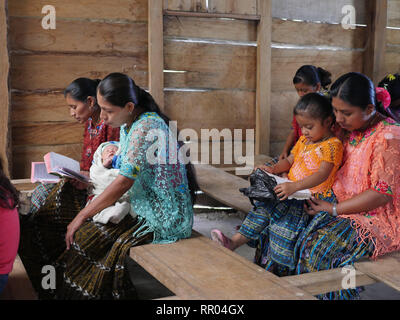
88, 141, 136, 224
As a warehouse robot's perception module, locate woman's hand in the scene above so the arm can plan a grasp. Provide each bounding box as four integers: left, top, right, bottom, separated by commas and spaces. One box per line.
65, 215, 85, 250
274, 182, 298, 201
304, 197, 333, 216
69, 171, 90, 190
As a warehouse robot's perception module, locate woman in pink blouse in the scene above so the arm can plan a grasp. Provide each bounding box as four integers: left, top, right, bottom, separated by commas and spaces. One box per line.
0, 159, 20, 295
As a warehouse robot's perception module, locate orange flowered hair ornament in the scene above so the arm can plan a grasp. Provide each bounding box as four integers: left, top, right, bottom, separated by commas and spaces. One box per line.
375, 87, 391, 110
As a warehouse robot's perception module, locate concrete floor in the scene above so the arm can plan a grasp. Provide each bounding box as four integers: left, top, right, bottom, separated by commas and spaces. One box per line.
128, 208, 400, 300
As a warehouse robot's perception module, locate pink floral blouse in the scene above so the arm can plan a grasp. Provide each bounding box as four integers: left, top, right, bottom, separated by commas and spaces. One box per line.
333, 118, 400, 259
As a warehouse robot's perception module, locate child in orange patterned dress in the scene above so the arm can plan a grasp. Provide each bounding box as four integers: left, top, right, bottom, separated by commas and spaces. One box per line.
211, 93, 343, 251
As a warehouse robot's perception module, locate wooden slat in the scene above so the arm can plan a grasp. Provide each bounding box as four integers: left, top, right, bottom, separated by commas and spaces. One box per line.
130, 234, 316, 300
388, 0, 400, 27
11, 179, 38, 191
364, 0, 388, 84
387, 28, 400, 46
148, 0, 164, 109
0, 0, 10, 175
0, 256, 37, 300
285, 268, 377, 296
8, 0, 148, 22
384, 49, 400, 75
355, 251, 400, 291
9, 17, 148, 56
11, 92, 73, 124
208, 0, 257, 15
271, 48, 364, 92
255, 0, 271, 155
164, 40, 256, 90
12, 122, 84, 146
164, 90, 255, 133
272, 19, 366, 50
194, 163, 252, 213
10, 54, 148, 92
12, 143, 82, 179
164, 16, 258, 42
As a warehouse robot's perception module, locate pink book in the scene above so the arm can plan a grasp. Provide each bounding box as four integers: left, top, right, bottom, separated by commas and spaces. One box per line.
30, 162, 60, 184
31, 152, 89, 184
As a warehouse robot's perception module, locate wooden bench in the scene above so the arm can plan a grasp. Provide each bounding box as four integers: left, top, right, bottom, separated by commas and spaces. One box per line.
129, 163, 400, 299
11, 172, 400, 300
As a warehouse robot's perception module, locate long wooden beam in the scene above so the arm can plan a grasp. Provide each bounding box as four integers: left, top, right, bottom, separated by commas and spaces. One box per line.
0, 0, 11, 176
148, 0, 165, 110
363, 0, 387, 84
256, 0, 271, 155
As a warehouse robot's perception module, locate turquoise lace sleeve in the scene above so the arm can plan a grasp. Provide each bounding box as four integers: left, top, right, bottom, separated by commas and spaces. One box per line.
119, 113, 193, 243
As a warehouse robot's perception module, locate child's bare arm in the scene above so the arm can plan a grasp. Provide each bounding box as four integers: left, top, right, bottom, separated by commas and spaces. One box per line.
263, 154, 294, 175
280, 130, 295, 160
274, 161, 333, 200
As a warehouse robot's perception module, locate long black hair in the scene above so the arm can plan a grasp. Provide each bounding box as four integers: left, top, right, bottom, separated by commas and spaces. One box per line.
330, 72, 391, 118
0, 159, 19, 209
64, 78, 101, 104
98, 73, 198, 203
293, 65, 332, 90
294, 93, 334, 124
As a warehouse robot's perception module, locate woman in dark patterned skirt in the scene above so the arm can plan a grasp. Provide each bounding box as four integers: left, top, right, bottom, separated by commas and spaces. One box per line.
56, 73, 196, 299
19, 78, 120, 299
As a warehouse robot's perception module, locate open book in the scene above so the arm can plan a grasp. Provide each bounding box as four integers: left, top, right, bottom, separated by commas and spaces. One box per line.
265, 172, 312, 200
31, 152, 89, 184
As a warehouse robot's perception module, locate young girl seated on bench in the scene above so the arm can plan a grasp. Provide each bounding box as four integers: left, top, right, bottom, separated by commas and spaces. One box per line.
211, 93, 343, 252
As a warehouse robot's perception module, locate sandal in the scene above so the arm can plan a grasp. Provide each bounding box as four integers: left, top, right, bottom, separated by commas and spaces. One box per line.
211, 229, 232, 250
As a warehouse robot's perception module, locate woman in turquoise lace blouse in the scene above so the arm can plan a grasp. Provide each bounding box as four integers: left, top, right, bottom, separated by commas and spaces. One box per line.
58, 73, 196, 300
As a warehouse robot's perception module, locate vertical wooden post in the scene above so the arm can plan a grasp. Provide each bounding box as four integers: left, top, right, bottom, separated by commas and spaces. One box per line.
0, 0, 11, 176
256, 0, 271, 155
148, 0, 165, 110
364, 0, 387, 84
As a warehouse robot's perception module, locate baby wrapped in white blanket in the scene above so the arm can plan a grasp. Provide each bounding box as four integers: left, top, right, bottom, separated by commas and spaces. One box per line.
89, 141, 136, 224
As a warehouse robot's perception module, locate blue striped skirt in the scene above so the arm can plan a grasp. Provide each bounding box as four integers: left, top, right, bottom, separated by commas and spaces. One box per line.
239, 195, 374, 300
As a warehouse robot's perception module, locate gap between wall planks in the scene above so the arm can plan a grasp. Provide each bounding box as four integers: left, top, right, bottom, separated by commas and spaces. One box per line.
0, 0, 11, 176
149, 0, 271, 156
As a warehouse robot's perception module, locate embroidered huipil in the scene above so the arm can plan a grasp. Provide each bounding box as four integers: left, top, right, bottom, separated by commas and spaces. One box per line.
118, 112, 193, 243
288, 136, 343, 197
333, 118, 400, 259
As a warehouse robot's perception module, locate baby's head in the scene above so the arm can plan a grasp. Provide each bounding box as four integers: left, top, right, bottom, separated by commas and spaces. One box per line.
294, 93, 334, 143
101, 144, 118, 168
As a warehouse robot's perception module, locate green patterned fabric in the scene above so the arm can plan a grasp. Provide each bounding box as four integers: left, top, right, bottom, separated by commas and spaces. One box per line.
118, 112, 194, 243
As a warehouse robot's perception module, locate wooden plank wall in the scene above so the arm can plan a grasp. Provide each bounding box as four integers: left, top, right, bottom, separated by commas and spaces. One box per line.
8, 0, 149, 178
269, 4, 366, 156
7, 0, 385, 177
385, 0, 400, 79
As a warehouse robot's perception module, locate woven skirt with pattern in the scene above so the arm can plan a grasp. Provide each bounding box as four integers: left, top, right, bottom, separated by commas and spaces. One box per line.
55, 215, 152, 300
239, 197, 374, 300
18, 180, 87, 299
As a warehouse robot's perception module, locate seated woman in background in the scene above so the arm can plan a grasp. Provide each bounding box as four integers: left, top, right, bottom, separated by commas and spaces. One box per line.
19, 78, 120, 299
0, 158, 20, 296
279, 65, 332, 160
